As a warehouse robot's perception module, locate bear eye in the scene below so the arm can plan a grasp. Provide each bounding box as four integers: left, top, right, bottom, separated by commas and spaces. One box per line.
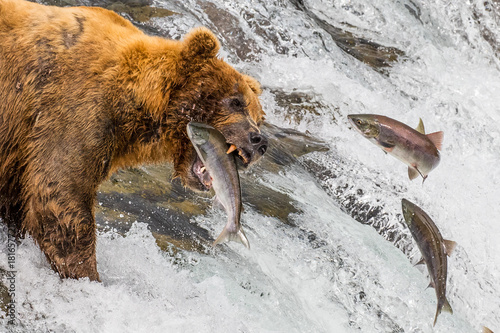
230, 98, 243, 108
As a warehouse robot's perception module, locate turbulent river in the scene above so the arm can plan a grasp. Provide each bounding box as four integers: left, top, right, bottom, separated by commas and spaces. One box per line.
1, 0, 500, 332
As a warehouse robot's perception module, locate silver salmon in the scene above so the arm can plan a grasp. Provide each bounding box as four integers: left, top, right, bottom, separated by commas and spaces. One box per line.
348, 114, 443, 182
402, 199, 456, 326
186, 122, 250, 248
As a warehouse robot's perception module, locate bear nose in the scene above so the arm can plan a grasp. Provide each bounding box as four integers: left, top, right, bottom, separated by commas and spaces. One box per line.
249, 132, 268, 156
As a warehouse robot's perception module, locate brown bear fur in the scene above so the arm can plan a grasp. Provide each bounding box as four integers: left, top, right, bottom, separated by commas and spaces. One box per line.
0, 0, 267, 281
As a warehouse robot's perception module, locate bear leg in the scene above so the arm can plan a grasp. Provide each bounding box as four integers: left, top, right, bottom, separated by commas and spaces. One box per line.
23, 183, 100, 281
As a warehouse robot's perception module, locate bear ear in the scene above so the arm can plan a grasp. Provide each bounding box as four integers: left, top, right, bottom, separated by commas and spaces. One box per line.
242, 75, 262, 95
181, 27, 220, 60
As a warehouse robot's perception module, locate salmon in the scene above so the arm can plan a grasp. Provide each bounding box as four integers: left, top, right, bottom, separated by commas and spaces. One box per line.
348, 114, 443, 182
187, 122, 250, 248
402, 199, 457, 326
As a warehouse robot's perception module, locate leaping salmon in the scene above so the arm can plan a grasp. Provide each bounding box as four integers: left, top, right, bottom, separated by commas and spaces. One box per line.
348, 114, 443, 182
402, 199, 457, 326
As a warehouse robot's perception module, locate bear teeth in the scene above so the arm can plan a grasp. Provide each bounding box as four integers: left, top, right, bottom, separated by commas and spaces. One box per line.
226, 144, 237, 154
237, 149, 250, 165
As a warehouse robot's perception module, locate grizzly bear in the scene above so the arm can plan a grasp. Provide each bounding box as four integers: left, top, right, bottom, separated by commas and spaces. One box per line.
0, 0, 267, 281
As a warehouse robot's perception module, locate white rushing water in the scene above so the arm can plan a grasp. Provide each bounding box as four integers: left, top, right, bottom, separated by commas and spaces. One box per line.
1, 0, 500, 332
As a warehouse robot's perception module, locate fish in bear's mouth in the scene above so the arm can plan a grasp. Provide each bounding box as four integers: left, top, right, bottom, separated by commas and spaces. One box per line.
192, 143, 254, 190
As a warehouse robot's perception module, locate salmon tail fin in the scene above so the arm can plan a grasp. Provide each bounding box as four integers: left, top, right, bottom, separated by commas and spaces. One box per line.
434, 298, 453, 326
213, 226, 250, 249
483, 326, 494, 333
237, 228, 250, 249
416, 118, 426, 134
433, 307, 440, 326
408, 167, 419, 180
444, 240, 457, 256
427, 131, 444, 150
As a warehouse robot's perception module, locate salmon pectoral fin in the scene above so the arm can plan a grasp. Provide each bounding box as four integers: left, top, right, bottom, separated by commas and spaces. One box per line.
378, 139, 395, 153
427, 131, 444, 150
408, 167, 419, 180
444, 240, 457, 256
414, 257, 426, 266
379, 140, 395, 152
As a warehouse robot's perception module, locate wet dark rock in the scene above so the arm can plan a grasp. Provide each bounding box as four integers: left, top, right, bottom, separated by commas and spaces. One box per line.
96, 165, 213, 248
199, 1, 262, 61
404, 0, 423, 23
473, 1, 500, 58
300, 157, 415, 257
106, 3, 176, 23
258, 122, 330, 168
288, 0, 405, 69
37, 0, 176, 23
270, 89, 340, 125
242, 11, 293, 56
0, 268, 12, 319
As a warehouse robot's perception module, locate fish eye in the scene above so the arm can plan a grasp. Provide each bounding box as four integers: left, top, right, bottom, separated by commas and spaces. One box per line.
356, 120, 362, 125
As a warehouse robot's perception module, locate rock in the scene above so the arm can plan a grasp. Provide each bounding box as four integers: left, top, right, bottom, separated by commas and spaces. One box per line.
270, 89, 340, 125
0, 268, 12, 319
105, 2, 176, 23
288, 0, 405, 69
198, 1, 261, 61
38, 0, 176, 23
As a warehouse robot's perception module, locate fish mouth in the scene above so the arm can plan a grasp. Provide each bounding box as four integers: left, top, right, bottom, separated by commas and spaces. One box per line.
192, 155, 212, 191
191, 142, 251, 191
347, 115, 380, 138
347, 116, 364, 133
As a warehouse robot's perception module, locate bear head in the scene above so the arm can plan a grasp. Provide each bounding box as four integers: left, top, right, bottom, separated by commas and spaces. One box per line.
169, 28, 268, 191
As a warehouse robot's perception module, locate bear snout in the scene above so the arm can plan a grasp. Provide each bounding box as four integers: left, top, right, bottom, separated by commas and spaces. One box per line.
249, 132, 268, 156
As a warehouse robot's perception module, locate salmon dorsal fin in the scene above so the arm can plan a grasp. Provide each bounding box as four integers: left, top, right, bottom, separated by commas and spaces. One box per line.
427, 131, 444, 150
444, 239, 457, 256
415, 118, 425, 134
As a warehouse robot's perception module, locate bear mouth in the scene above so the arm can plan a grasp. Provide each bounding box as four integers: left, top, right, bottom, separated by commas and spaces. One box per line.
192, 143, 251, 191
